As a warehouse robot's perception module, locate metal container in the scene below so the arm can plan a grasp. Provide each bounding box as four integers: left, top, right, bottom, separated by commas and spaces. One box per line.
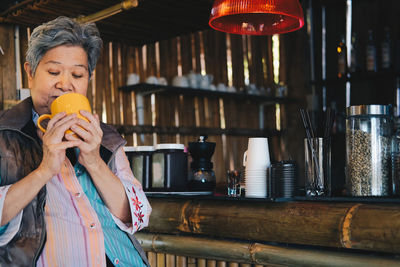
271, 161, 296, 198
346, 105, 393, 196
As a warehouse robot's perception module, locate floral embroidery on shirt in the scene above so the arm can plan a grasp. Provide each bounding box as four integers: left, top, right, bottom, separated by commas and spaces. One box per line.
134, 210, 144, 224
130, 186, 144, 228
131, 191, 142, 211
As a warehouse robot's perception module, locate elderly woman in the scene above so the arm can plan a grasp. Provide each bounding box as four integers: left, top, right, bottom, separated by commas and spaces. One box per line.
0, 17, 151, 266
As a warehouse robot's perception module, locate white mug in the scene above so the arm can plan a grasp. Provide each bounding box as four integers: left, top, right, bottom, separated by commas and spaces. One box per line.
146, 76, 158, 85
209, 84, 217, 91
187, 72, 201, 88
172, 75, 189, 87
243, 138, 270, 170
217, 83, 226, 91
227, 86, 237, 92
200, 74, 214, 89
126, 73, 140, 85
158, 77, 168, 86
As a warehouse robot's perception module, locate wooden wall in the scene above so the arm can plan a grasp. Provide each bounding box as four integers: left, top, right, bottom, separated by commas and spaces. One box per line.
0, 24, 17, 110
90, 29, 307, 186
0, 24, 308, 190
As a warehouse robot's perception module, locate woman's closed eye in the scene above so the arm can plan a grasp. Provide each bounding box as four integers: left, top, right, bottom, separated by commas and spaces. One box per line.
73, 73, 83, 78
49, 71, 59, 76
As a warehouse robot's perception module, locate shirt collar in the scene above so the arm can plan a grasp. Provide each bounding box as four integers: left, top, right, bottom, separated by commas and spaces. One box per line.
32, 109, 39, 127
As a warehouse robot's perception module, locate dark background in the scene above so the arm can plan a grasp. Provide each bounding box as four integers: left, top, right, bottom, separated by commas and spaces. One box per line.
307, 0, 400, 195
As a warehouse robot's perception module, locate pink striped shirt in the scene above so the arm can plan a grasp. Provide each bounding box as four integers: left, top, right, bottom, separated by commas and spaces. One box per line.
0, 147, 151, 266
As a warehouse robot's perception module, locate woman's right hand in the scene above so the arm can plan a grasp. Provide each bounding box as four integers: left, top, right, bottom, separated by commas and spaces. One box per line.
37, 112, 81, 179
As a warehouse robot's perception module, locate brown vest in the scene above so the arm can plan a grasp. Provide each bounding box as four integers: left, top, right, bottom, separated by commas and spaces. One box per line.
0, 98, 149, 266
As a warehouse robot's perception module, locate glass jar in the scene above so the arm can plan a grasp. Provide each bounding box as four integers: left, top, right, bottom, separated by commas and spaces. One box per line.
391, 118, 400, 195
346, 105, 392, 196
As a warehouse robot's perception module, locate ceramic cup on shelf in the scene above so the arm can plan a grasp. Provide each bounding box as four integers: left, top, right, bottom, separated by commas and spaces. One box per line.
146, 76, 158, 85
200, 74, 214, 89
217, 83, 227, 92
158, 77, 168, 86
172, 75, 189, 87
247, 84, 258, 95
187, 71, 202, 88
126, 73, 140, 85
227, 86, 236, 93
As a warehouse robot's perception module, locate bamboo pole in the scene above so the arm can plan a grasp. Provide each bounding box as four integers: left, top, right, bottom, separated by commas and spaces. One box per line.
75, 0, 138, 24
148, 252, 157, 267
188, 257, 196, 267
207, 260, 217, 267
166, 254, 175, 267
137, 233, 400, 267
157, 253, 166, 267
176, 256, 186, 267
145, 198, 400, 254
198, 259, 207, 267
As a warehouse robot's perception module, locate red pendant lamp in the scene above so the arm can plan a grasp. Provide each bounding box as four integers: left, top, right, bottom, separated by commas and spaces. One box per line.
209, 0, 305, 35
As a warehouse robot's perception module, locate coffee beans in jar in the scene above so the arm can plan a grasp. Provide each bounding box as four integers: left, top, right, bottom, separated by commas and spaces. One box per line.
346, 129, 390, 196
346, 105, 392, 197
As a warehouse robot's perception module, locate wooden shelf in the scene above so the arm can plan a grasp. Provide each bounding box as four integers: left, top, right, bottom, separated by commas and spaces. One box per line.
119, 83, 295, 105
112, 124, 284, 137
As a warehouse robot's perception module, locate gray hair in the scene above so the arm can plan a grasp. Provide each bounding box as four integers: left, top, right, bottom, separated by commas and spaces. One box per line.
26, 16, 103, 78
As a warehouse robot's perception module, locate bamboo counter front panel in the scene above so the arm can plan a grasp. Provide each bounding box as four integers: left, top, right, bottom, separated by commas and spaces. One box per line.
144, 196, 400, 254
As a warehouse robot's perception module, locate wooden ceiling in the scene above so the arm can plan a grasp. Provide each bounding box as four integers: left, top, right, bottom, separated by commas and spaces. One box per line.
0, 0, 214, 46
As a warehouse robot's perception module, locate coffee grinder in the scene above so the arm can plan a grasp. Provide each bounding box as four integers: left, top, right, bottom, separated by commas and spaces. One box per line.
188, 135, 216, 191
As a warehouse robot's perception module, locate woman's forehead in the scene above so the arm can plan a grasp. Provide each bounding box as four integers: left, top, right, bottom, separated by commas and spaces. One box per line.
40, 45, 88, 68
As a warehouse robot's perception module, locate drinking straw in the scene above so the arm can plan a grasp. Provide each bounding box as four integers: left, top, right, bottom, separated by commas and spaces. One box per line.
305, 109, 315, 139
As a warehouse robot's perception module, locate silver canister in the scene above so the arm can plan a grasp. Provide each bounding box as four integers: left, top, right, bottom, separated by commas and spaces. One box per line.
346, 105, 393, 196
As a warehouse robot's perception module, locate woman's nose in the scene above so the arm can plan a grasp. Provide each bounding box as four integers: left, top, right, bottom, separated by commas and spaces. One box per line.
56, 74, 73, 91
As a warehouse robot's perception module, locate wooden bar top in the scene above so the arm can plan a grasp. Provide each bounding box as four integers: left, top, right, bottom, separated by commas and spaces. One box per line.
144, 195, 400, 254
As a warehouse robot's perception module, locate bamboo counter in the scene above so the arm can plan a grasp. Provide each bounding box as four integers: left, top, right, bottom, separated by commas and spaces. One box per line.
142, 195, 400, 254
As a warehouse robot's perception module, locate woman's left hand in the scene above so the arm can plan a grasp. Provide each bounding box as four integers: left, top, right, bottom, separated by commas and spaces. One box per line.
65, 110, 103, 169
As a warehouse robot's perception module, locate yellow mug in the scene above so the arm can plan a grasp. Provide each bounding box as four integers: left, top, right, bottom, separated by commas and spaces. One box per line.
37, 93, 92, 134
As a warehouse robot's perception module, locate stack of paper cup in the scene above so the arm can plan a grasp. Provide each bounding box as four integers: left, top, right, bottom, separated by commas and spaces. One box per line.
243, 138, 270, 198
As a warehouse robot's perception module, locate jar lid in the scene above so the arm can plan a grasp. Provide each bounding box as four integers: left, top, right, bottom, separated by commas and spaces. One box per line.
124, 146, 155, 152
346, 105, 392, 116
155, 143, 185, 150
271, 160, 296, 167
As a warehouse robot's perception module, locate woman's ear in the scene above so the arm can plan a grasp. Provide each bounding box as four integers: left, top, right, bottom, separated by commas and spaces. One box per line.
24, 62, 34, 87
24, 62, 33, 77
